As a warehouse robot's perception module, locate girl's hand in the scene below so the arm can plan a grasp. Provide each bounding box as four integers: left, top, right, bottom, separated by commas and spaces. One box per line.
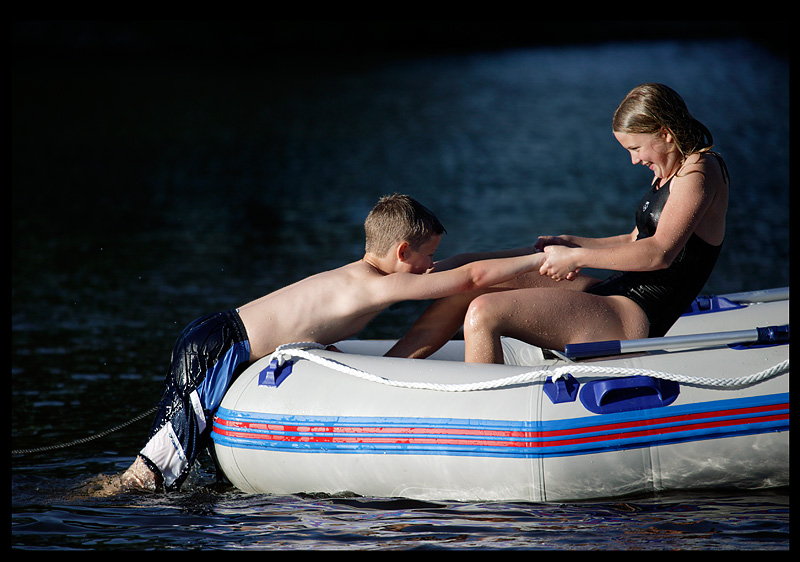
534, 235, 577, 252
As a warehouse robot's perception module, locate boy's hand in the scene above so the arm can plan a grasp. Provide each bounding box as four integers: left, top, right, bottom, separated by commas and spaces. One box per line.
540, 245, 582, 281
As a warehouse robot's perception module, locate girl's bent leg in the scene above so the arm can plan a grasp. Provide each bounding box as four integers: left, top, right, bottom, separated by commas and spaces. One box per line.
464, 288, 649, 363
390, 272, 600, 359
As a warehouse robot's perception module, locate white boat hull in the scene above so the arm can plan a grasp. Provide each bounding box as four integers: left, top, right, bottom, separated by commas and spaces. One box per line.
212, 289, 789, 501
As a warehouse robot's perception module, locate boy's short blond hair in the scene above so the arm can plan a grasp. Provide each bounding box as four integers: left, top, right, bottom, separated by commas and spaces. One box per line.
364, 194, 446, 257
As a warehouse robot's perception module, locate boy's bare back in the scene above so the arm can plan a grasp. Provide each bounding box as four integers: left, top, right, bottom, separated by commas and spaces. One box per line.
237, 260, 391, 360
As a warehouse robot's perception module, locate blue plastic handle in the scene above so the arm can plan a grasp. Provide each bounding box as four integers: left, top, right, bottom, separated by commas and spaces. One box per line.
579, 376, 679, 414
258, 358, 294, 387
564, 340, 621, 359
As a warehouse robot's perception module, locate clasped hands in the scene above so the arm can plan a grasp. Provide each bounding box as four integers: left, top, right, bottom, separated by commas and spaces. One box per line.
534, 236, 582, 282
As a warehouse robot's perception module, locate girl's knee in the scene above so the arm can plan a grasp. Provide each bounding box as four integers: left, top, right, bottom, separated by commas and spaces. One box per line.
464, 294, 498, 333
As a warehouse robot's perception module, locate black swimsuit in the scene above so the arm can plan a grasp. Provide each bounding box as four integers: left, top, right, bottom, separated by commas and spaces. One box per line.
586, 179, 723, 337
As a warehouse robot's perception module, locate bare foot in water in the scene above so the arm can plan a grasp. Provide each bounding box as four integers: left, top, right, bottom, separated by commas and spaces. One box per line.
77, 456, 163, 497
118, 455, 162, 492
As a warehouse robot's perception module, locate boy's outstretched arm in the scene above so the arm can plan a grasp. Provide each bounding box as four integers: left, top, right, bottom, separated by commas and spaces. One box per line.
380, 251, 545, 304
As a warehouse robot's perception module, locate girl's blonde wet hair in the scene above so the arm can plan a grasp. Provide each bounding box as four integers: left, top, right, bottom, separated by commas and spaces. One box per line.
613, 83, 728, 185
613, 83, 714, 162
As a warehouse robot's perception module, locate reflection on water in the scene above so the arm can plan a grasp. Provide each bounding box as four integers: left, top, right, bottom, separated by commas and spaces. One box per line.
13, 479, 790, 550
12, 37, 789, 549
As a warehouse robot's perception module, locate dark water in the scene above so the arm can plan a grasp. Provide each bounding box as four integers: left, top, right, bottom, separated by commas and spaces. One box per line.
12, 36, 789, 550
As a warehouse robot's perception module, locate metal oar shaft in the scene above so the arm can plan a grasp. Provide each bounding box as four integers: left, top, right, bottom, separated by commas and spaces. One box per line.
565, 324, 789, 359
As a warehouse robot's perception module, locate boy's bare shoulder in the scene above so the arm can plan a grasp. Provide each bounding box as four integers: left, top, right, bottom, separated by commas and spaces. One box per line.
335, 260, 382, 279
314, 260, 388, 292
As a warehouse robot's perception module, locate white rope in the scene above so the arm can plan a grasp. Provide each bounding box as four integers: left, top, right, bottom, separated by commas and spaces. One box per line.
271, 342, 789, 392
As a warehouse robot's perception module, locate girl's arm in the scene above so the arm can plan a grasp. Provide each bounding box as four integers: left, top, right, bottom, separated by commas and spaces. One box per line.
540, 162, 720, 279
535, 230, 638, 251
430, 245, 538, 273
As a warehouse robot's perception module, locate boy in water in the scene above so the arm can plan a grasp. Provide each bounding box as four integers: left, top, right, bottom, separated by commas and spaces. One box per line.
119, 194, 543, 492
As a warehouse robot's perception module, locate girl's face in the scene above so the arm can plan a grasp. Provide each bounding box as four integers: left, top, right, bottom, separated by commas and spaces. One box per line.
614, 129, 680, 182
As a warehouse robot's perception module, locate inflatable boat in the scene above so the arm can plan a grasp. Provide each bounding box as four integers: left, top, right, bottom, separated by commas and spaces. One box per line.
212, 287, 789, 502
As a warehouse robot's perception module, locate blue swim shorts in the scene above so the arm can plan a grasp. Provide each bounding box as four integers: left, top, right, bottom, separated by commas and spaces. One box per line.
139, 309, 251, 490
